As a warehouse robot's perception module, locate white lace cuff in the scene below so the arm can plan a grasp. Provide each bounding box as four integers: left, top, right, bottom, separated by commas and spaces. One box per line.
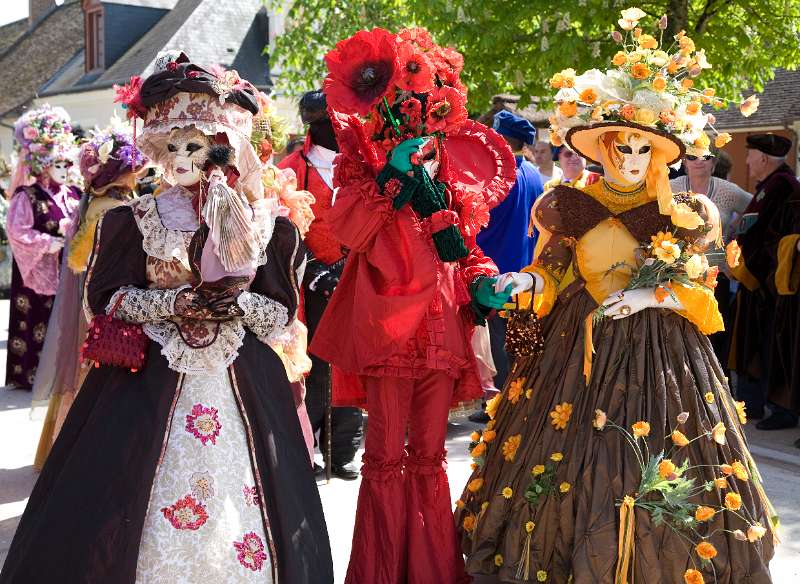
237, 290, 289, 339
107, 285, 189, 324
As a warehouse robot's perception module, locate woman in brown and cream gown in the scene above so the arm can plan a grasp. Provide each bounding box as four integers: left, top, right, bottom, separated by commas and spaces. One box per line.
455, 27, 776, 582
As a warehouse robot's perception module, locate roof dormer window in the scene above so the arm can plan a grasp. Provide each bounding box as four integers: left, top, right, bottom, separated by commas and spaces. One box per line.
83, 0, 104, 73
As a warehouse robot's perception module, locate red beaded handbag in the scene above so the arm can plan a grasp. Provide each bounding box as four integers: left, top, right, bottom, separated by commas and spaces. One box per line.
81, 293, 148, 372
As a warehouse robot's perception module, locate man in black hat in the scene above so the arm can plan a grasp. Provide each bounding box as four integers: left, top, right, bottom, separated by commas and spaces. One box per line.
730, 133, 799, 431
278, 90, 363, 479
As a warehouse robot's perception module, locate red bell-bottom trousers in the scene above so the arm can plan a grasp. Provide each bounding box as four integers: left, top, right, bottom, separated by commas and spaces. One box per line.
344, 370, 470, 584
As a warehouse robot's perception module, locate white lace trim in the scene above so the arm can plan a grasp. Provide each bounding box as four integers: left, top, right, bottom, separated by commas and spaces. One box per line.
143, 320, 246, 375
130, 194, 195, 270
130, 193, 280, 271
106, 287, 289, 375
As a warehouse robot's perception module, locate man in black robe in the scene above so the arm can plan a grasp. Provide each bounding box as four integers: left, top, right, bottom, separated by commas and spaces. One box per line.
730, 133, 799, 431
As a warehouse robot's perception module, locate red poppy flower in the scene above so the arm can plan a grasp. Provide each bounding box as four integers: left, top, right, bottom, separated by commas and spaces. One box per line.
324, 28, 400, 116
112, 75, 145, 120
397, 27, 434, 50
426, 85, 468, 134
431, 46, 465, 85
396, 42, 435, 93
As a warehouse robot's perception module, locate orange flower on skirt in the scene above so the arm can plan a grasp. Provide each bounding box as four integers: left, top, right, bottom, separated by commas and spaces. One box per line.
507, 378, 525, 404
502, 434, 522, 462
684, 568, 705, 584
695, 541, 717, 560
731, 460, 749, 481
632, 421, 651, 438
725, 492, 742, 511
695, 506, 715, 522
550, 402, 573, 430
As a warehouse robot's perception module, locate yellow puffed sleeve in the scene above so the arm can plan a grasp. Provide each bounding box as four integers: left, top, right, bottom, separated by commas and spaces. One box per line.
671, 283, 724, 335
515, 265, 559, 317
775, 234, 800, 295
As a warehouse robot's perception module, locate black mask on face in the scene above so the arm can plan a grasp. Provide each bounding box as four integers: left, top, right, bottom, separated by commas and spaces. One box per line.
309, 119, 338, 152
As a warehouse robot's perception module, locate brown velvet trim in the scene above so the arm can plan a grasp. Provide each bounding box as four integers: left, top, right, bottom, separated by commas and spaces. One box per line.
547, 185, 612, 239
617, 201, 672, 244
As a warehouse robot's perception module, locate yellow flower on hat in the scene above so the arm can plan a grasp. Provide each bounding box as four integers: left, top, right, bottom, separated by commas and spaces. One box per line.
740, 95, 760, 117
612, 51, 628, 66
618, 7, 646, 30
652, 75, 668, 92
637, 34, 658, 49
715, 132, 732, 148
669, 201, 704, 230
558, 101, 578, 118
631, 63, 651, 80
633, 108, 657, 126
685, 254, 705, 279
579, 88, 598, 104
694, 132, 711, 151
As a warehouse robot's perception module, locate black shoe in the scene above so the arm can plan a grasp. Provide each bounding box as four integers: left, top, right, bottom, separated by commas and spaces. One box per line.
468, 410, 490, 424
330, 463, 360, 481
794, 437, 800, 449
755, 411, 799, 431
746, 406, 765, 420
313, 463, 325, 478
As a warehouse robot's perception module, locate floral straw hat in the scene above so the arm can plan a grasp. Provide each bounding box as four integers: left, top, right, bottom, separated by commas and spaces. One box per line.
13, 104, 77, 176
548, 7, 759, 164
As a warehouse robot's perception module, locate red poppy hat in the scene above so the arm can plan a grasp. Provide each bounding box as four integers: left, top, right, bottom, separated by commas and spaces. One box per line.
323, 27, 470, 149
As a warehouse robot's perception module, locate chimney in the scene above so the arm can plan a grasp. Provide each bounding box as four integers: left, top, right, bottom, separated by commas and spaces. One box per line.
28, 0, 56, 27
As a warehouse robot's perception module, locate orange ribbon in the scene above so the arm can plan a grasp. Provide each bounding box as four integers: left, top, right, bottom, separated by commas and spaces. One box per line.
615, 496, 636, 584
583, 314, 595, 384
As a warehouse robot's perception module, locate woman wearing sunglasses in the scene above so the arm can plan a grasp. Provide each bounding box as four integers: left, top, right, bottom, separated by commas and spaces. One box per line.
671, 151, 752, 367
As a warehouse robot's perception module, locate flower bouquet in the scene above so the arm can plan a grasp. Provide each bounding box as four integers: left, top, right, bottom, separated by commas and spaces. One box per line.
592, 408, 776, 584
592, 192, 718, 325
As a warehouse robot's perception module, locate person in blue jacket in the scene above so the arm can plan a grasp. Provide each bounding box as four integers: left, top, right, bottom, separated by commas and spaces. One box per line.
471, 110, 543, 423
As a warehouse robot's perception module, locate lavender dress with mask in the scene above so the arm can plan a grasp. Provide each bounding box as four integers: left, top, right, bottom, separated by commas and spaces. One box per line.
5, 182, 80, 389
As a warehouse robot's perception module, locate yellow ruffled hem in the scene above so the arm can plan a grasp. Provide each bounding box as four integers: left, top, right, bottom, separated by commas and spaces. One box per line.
775, 234, 800, 295
671, 283, 724, 335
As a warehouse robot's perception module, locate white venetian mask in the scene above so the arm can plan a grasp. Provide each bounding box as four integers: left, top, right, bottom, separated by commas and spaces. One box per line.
166, 127, 211, 187
614, 133, 652, 185
46, 160, 70, 185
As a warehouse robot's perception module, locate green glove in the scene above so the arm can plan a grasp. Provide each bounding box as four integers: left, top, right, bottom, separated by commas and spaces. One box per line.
388, 137, 427, 174
473, 277, 513, 310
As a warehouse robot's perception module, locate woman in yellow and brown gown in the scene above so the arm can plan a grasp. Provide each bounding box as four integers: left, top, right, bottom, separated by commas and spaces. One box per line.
454, 123, 776, 583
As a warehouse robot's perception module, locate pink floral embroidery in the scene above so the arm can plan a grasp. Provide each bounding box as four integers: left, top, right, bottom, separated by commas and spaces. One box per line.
185, 404, 222, 445
243, 485, 260, 507
161, 494, 208, 530
190, 472, 215, 501
233, 532, 267, 572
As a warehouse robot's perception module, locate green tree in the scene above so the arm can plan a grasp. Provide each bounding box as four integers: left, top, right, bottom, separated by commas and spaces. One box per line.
267, 0, 800, 109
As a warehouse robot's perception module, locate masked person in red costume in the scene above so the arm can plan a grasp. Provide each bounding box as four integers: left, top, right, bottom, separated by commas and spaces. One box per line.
278, 90, 364, 480
309, 27, 518, 584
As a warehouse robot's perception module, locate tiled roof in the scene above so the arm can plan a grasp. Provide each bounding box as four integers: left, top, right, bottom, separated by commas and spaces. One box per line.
714, 68, 800, 131
0, 0, 84, 117
0, 19, 28, 54
87, 0, 269, 90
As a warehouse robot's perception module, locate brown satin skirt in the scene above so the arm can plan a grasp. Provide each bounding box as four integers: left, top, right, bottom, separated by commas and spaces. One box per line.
455, 289, 775, 584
